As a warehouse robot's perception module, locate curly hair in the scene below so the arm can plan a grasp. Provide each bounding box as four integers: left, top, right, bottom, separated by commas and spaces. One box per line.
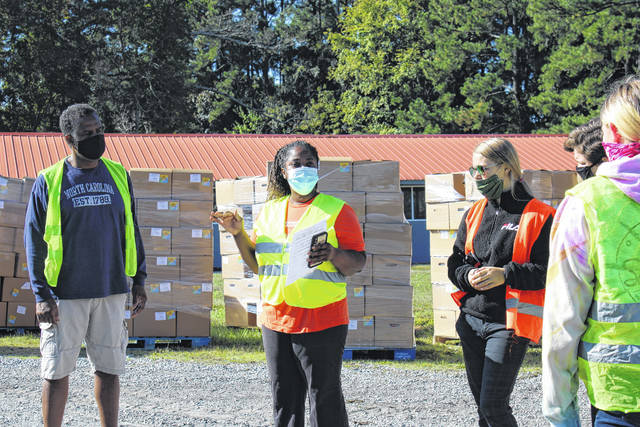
59, 104, 99, 137
563, 118, 606, 165
267, 140, 319, 200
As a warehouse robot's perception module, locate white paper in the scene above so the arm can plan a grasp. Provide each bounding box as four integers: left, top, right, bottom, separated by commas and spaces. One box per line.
190, 173, 201, 183
348, 320, 358, 330
155, 312, 167, 321
151, 228, 162, 237
192, 229, 203, 238
160, 282, 171, 292
157, 257, 168, 266
124, 310, 131, 319
21, 282, 30, 290
157, 201, 169, 210
202, 283, 212, 292
285, 220, 327, 286
148, 173, 160, 183
0, 201, 4, 209
17, 305, 26, 315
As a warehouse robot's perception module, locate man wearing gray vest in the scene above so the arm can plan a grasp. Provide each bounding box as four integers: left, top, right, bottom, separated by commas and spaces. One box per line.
24, 104, 147, 427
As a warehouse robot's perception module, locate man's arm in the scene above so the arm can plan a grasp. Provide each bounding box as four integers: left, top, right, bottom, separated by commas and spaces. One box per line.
127, 174, 147, 317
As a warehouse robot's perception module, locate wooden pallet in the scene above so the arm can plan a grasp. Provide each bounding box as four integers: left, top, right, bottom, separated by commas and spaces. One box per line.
0, 327, 39, 336
127, 336, 211, 350
342, 347, 416, 361
432, 335, 458, 345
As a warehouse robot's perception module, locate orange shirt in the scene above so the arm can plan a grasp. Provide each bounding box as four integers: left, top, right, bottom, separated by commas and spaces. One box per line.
254, 195, 365, 333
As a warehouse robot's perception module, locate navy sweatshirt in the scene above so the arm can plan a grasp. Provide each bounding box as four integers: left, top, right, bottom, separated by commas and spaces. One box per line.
447, 181, 552, 323
24, 158, 146, 302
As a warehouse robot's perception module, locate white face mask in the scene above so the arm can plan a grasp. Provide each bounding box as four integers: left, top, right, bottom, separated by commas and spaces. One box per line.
286, 166, 319, 195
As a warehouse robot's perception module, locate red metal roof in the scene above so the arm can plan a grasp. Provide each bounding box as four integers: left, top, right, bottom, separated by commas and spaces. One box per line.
0, 133, 573, 181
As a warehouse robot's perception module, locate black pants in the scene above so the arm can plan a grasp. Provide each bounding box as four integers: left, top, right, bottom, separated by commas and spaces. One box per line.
262, 325, 349, 427
456, 313, 530, 427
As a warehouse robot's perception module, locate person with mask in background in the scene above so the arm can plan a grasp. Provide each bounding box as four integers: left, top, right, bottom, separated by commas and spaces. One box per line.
563, 118, 608, 181
448, 137, 555, 426
211, 140, 366, 427
24, 104, 147, 427
542, 76, 640, 426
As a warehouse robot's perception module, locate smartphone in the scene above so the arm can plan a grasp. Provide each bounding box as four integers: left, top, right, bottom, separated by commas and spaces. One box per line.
308, 231, 328, 268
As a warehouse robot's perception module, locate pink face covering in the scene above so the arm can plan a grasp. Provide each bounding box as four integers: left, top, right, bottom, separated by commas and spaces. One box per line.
602, 141, 640, 161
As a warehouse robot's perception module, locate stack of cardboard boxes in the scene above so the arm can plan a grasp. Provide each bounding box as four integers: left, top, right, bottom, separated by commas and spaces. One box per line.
131, 169, 214, 337
427, 170, 578, 342
0, 176, 35, 328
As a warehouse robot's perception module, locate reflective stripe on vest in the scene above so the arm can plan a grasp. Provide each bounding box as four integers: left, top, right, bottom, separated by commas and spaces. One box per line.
452, 197, 555, 343
567, 176, 640, 412
39, 157, 137, 287
254, 193, 347, 308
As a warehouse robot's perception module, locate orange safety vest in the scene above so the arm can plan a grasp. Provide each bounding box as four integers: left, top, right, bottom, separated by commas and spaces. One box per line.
451, 198, 555, 343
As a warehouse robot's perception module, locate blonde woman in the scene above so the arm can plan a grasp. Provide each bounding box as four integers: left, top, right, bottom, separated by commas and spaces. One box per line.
543, 76, 640, 426
448, 138, 555, 426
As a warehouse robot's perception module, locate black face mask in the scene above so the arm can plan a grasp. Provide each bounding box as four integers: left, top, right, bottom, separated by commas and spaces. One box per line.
576, 164, 594, 180
75, 134, 105, 160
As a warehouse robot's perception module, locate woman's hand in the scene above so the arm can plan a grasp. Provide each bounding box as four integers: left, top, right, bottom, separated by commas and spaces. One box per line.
307, 242, 336, 267
468, 266, 505, 291
210, 210, 244, 236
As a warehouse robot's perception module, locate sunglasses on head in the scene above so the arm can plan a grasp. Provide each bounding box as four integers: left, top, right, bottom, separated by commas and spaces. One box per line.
469, 163, 499, 177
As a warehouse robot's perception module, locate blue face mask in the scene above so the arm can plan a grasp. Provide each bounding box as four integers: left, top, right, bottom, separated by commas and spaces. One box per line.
287, 166, 319, 195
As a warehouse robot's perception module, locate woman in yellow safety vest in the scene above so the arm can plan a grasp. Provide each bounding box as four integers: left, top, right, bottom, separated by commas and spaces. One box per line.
542, 76, 640, 426
447, 137, 555, 427
212, 140, 366, 427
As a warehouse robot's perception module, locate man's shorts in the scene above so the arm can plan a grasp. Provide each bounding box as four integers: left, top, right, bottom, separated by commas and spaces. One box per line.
39, 293, 128, 380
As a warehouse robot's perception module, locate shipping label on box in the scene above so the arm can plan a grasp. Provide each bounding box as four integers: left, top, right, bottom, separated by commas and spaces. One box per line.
323, 191, 365, 223
425, 173, 465, 203
364, 223, 412, 256
172, 227, 213, 256
137, 199, 180, 227
433, 309, 459, 339
179, 200, 213, 228
346, 285, 365, 318
171, 170, 214, 201
372, 255, 411, 286
1, 278, 34, 302
353, 161, 400, 192
347, 253, 372, 286
346, 316, 375, 347
0, 226, 15, 252
365, 285, 413, 317
448, 201, 473, 230
365, 192, 405, 223
7, 302, 36, 327
429, 230, 457, 257
146, 281, 174, 307
215, 180, 235, 208
318, 160, 353, 192
0, 201, 27, 228
0, 251, 16, 277
426, 203, 449, 230
130, 169, 172, 199
374, 317, 415, 348
15, 252, 29, 278
180, 255, 213, 282
140, 227, 172, 254
0, 176, 23, 202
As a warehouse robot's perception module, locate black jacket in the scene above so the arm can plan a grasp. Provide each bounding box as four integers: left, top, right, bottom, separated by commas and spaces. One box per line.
447, 181, 552, 323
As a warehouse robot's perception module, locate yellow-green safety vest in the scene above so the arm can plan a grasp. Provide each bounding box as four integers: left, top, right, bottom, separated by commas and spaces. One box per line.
567, 176, 640, 413
254, 193, 347, 308
39, 157, 137, 287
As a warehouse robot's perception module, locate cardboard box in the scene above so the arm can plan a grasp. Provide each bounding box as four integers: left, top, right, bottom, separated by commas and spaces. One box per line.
6, 302, 36, 327
0, 176, 23, 201
137, 200, 180, 227
254, 177, 268, 204
146, 255, 180, 281
429, 230, 457, 257
425, 173, 465, 203
365, 285, 413, 317
179, 200, 213, 228
219, 231, 239, 255
145, 281, 175, 307
522, 170, 552, 200
426, 203, 449, 230
347, 253, 372, 286
223, 278, 261, 299
1, 278, 34, 302
132, 305, 176, 337
14, 252, 29, 278
130, 169, 172, 199
233, 177, 257, 205
221, 254, 256, 279
215, 180, 235, 208
364, 223, 412, 256
0, 251, 16, 277
448, 201, 473, 230
433, 309, 459, 339
346, 285, 365, 318
13, 227, 24, 253
464, 172, 483, 201
346, 316, 375, 347
318, 160, 353, 192
0, 302, 6, 327
177, 309, 210, 336
551, 171, 578, 199
353, 161, 400, 192
432, 282, 459, 310
430, 256, 450, 284
375, 317, 415, 348
323, 191, 366, 222
0, 201, 27, 228
140, 227, 172, 254
171, 169, 213, 201
224, 296, 258, 327
372, 255, 411, 286
21, 177, 35, 204
365, 192, 405, 223
180, 255, 213, 282
0, 226, 15, 252
174, 281, 213, 308
171, 227, 213, 256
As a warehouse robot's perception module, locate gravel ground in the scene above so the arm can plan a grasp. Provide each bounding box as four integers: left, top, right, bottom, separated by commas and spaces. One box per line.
1, 355, 591, 426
